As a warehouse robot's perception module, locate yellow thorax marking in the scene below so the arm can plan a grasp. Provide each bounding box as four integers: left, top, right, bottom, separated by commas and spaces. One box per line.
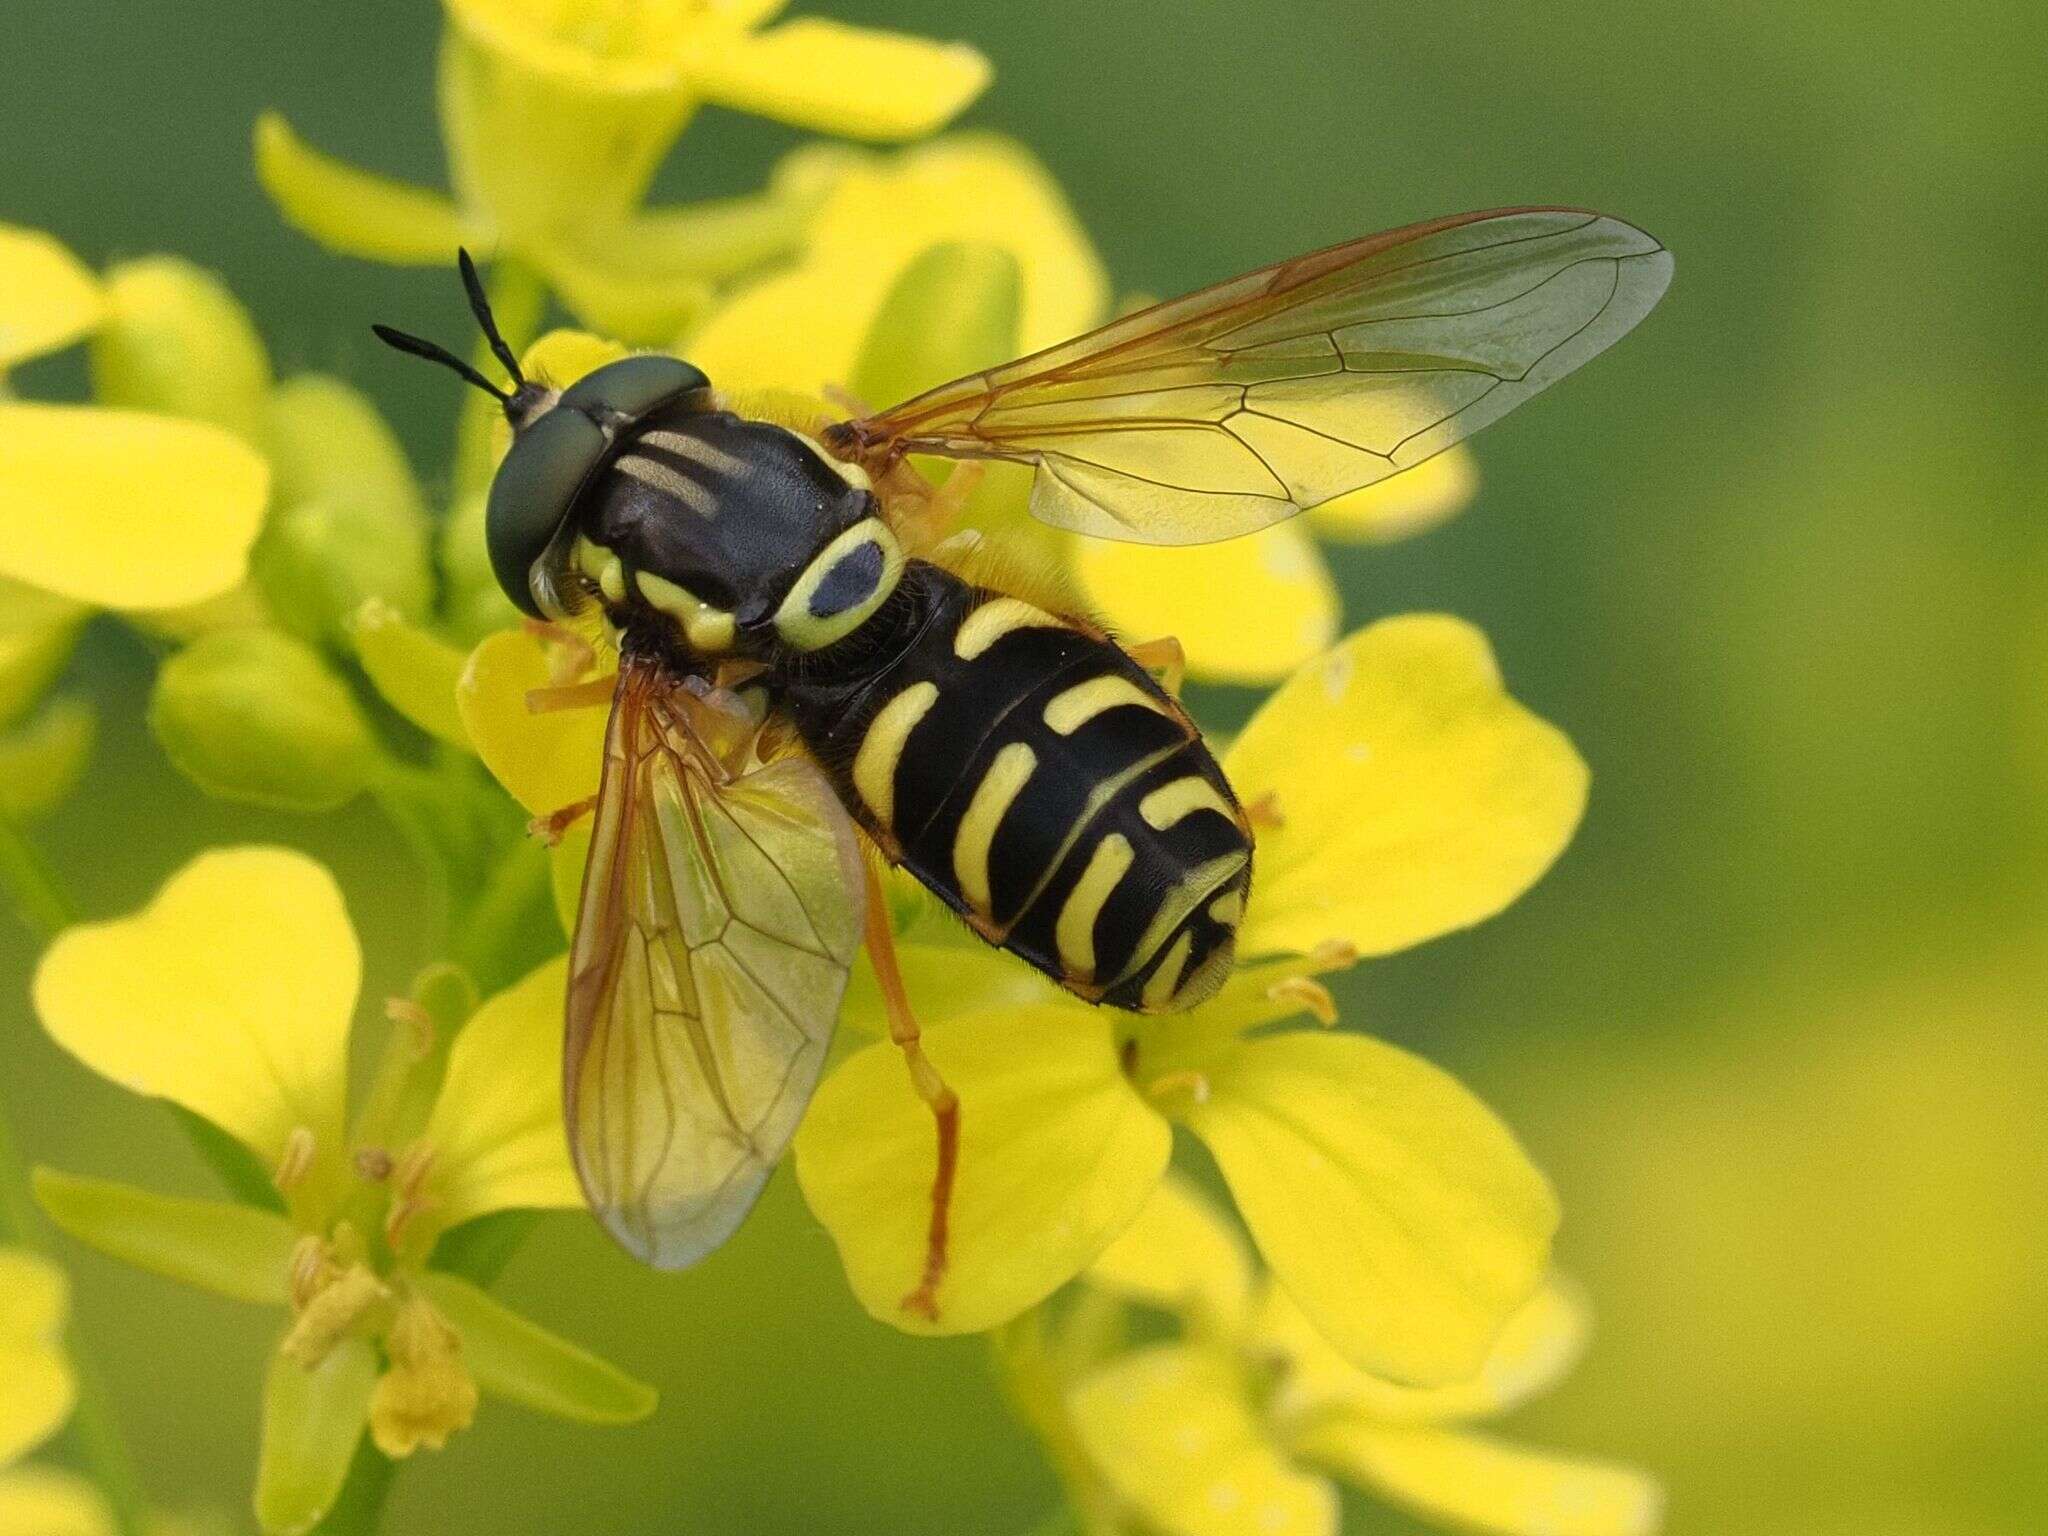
952, 742, 1037, 915
1138, 775, 1234, 831
575, 536, 626, 604
854, 682, 940, 827
615, 451, 718, 517
1141, 930, 1195, 1010
1055, 833, 1135, 982
635, 570, 735, 653
1043, 674, 1170, 736
638, 427, 750, 479
954, 597, 1065, 661
773, 517, 903, 652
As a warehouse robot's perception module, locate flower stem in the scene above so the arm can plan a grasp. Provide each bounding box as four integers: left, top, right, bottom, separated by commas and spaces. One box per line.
0, 1111, 152, 1536
0, 808, 75, 938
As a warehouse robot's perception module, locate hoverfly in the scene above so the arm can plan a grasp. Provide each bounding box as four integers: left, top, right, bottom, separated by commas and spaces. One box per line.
376, 208, 1671, 1318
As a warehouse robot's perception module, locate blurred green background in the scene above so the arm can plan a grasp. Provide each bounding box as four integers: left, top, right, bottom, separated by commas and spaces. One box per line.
4, 2, 2042, 1532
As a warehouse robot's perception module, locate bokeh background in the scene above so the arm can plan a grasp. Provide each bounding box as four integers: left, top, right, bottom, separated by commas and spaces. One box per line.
4, 3, 2042, 1533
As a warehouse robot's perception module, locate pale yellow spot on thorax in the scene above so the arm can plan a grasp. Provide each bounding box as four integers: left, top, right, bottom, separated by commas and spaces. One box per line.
636, 570, 735, 653
1042, 674, 1170, 736
1138, 774, 1234, 831
854, 682, 939, 828
954, 596, 1064, 661
772, 516, 903, 652
1055, 833, 1135, 982
952, 741, 1037, 915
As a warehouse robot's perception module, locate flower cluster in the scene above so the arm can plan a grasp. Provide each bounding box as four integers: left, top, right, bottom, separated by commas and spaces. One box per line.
1, 2, 1657, 1533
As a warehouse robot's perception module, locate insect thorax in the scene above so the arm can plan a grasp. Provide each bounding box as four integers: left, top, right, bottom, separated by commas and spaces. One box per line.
562, 403, 903, 665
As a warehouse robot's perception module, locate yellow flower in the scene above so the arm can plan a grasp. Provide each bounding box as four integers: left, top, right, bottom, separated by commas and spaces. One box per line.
29, 848, 653, 1535
681, 138, 1482, 685
0, 1247, 114, 1536
1032, 1176, 1661, 1536
256, 2, 988, 341
0, 226, 269, 616
459, 598, 1585, 1386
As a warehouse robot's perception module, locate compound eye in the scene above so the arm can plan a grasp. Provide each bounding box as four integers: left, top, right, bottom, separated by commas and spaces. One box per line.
773, 518, 904, 652
486, 406, 605, 617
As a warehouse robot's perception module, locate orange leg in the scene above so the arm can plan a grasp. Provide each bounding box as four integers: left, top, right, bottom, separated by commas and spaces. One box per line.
526, 676, 616, 714
862, 859, 960, 1322
1124, 635, 1186, 698
528, 795, 597, 845
520, 617, 597, 684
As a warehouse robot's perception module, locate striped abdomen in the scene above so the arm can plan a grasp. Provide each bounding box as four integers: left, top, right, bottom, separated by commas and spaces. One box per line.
783, 563, 1250, 1013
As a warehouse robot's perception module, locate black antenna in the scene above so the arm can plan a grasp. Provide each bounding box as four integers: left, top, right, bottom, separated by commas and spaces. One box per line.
370, 247, 528, 405
370, 323, 510, 402
458, 247, 525, 389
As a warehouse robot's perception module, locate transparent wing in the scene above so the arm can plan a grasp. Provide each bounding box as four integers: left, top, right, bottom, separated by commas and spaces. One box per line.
829, 208, 1672, 544
565, 657, 867, 1269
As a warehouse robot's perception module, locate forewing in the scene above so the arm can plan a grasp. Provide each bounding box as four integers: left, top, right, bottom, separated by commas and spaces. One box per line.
836, 208, 1672, 543
565, 659, 867, 1268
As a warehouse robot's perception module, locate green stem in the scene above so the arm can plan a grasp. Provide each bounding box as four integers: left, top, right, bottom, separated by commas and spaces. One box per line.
0, 1112, 152, 1536
0, 808, 75, 938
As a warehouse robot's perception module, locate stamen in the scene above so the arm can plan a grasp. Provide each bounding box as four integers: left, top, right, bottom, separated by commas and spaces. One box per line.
1265, 976, 1338, 1026
1244, 791, 1285, 830
1145, 1069, 1212, 1106
272, 1126, 317, 1195
384, 1141, 439, 1250
288, 1234, 330, 1311
353, 1146, 395, 1183
383, 995, 436, 1055
1308, 937, 1360, 970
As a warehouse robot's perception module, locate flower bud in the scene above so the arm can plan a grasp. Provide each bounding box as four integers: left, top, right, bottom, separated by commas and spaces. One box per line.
88, 256, 271, 443
850, 241, 1021, 414
150, 627, 380, 812
252, 375, 433, 645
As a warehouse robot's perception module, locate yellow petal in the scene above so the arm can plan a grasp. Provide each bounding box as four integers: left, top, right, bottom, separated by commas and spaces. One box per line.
1068, 1344, 1337, 1536
0, 224, 102, 370
688, 20, 988, 141
350, 599, 470, 747
0, 578, 88, 729
1225, 615, 1587, 958
690, 136, 1107, 395
793, 1005, 1170, 1335
33, 847, 358, 1171
1308, 445, 1479, 543
520, 327, 627, 389
1071, 521, 1338, 686
0, 1466, 114, 1536
1182, 1030, 1558, 1387
456, 628, 607, 815
422, 956, 581, 1229
0, 1248, 75, 1467
1293, 1422, 1661, 1536
0, 403, 269, 610
1257, 1275, 1590, 1427
1086, 1174, 1254, 1336
255, 113, 471, 266
838, 935, 1062, 1038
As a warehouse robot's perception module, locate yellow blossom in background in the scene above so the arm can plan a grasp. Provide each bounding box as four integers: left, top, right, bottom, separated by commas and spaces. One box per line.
1020, 1176, 1661, 1536
29, 848, 652, 1534
0, 1247, 113, 1536
256, 0, 988, 341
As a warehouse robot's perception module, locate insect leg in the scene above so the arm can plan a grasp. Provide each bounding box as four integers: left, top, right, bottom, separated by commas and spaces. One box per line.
525, 676, 618, 714
1122, 635, 1186, 698
528, 795, 597, 845
861, 858, 960, 1322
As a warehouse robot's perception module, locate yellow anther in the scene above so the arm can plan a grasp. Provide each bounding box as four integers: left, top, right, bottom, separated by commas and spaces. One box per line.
384, 1141, 439, 1250
383, 995, 435, 1055
271, 1125, 317, 1195
1265, 975, 1339, 1026
1308, 937, 1360, 970
287, 1234, 330, 1311
370, 1291, 478, 1457
280, 1262, 390, 1368
1145, 1069, 1212, 1106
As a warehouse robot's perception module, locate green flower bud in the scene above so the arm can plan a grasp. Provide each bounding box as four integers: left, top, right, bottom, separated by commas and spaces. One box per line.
150, 627, 380, 812
253, 373, 433, 645
851, 241, 1022, 414
88, 256, 272, 443
0, 695, 94, 820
